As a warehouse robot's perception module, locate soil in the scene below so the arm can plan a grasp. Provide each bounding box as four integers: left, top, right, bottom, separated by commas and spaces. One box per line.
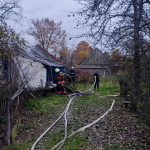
1, 95, 150, 150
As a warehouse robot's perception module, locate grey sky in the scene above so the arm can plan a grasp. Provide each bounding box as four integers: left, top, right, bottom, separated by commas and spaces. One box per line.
9, 0, 84, 48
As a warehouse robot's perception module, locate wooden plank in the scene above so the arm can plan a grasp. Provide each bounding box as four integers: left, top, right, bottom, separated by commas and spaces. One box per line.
6, 96, 11, 145
11, 94, 22, 143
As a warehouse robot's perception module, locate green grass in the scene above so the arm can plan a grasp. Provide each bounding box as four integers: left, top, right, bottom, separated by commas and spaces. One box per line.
99, 82, 120, 95
2, 140, 32, 150
75, 83, 85, 90
99, 76, 120, 95
25, 93, 69, 114
2, 77, 120, 150
42, 129, 89, 150
103, 144, 126, 150
75, 76, 120, 96
75, 77, 120, 95
62, 134, 89, 150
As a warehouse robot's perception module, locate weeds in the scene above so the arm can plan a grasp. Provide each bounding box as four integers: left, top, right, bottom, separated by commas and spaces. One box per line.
2, 77, 120, 150
25, 93, 69, 115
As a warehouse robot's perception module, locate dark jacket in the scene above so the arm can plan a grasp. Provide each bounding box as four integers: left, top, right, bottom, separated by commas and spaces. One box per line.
55, 72, 65, 85
68, 69, 77, 78
93, 73, 99, 82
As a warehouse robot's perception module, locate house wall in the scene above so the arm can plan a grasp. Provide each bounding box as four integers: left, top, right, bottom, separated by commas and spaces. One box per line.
18, 57, 46, 88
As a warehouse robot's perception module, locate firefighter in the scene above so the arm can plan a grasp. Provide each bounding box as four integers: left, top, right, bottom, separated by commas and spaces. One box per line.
68, 67, 77, 83
93, 70, 100, 91
55, 68, 66, 94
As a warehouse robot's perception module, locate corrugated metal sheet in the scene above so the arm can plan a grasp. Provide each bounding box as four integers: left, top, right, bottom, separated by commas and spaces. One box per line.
20, 46, 66, 68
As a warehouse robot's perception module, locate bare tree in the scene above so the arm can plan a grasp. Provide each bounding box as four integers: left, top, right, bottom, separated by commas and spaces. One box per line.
72, 0, 150, 110
0, 0, 23, 22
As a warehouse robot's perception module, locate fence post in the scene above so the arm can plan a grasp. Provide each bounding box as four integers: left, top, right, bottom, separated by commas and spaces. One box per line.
6, 96, 11, 145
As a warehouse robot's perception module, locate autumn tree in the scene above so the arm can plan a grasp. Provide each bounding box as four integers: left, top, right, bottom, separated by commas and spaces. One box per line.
72, 0, 150, 110
27, 18, 67, 54
111, 50, 121, 61
73, 41, 92, 66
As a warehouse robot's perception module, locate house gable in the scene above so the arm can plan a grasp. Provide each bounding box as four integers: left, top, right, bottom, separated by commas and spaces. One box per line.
79, 48, 110, 66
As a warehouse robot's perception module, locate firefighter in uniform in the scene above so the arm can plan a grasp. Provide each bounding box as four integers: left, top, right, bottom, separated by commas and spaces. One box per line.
55, 68, 66, 94
68, 67, 77, 83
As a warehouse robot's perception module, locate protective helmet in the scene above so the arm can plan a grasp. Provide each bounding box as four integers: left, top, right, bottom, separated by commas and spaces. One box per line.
55, 68, 60, 72
71, 66, 74, 69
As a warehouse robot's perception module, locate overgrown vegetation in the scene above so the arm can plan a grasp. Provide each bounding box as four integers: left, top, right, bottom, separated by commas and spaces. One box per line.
25, 93, 69, 115
2, 77, 150, 150
117, 55, 150, 126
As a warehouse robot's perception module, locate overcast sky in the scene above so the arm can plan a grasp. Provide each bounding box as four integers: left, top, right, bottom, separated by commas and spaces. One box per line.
8, 0, 85, 48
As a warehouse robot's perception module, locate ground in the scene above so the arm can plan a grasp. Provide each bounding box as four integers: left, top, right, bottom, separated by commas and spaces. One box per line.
1, 80, 150, 150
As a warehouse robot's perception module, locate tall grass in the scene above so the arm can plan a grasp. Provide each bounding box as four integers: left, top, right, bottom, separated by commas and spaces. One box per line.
100, 76, 120, 95
2, 76, 120, 150
25, 93, 69, 115
75, 76, 120, 95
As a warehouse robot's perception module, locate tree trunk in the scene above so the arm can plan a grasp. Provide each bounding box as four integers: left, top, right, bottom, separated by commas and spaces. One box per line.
132, 0, 143, 111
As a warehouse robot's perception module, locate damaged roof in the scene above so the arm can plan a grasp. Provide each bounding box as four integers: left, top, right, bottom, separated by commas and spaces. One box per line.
20, 45, 66, 68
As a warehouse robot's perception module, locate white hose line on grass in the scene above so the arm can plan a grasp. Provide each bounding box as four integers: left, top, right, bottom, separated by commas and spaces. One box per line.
75, 76, 96, 93
31, 77, 99, 150
55, 77, 97, 149
65, 73, 96, 94
56, 95, 76, 150
51, 99, 115, 150
31, 94, 76, 150
85, 76, 96, 92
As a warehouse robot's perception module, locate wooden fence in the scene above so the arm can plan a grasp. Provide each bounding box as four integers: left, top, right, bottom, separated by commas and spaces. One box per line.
0, 88, 28, 146
0, 86, 52, 147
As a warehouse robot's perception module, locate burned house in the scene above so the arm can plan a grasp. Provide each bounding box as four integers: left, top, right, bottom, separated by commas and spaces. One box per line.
17, 45, 67, 88
0, 45, 67, 88
0, 45, 65, 88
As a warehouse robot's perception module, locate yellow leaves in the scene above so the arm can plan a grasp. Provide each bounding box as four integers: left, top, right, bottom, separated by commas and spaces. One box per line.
78, 51, 86, 57
111, 49, 121, 61
59, 47, 70, 56
74, 41, 92, 65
